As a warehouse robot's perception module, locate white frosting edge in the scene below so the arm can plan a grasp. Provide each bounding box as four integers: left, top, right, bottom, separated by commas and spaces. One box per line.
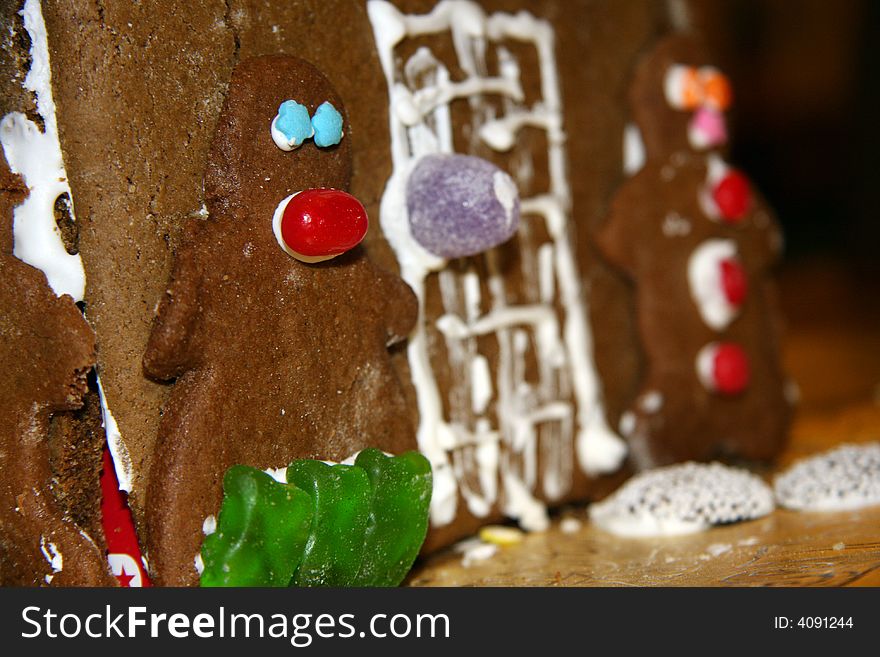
0, 0, 85, 301
695, 342, 720, 392
39, 535, 63, 573
622, 122, 645, 176
589, 506, 710, 538
687, 238, 739, 330
97, 376, 133, 493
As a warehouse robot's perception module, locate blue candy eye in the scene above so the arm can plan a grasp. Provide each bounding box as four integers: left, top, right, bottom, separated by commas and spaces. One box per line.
310, 102, 344, 148
271, 100, 313, 151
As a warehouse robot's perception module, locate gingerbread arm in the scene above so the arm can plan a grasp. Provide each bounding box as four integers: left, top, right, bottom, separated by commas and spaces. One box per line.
143, 223, 204, 381
374, 263, 418, 347
596, 179, 643, 277
739, 192, 785, 275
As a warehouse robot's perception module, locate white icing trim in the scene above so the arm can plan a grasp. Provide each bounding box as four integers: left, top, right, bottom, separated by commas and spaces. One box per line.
662, 211, 691, 237
665, 0, 693, 32
622, 122, 645, 175
271, 191, 341, 263
0, 0, 85, 301
687, 238, 740, 330
39, 535, 63, 573
97, 376, 133, 493
368, 0, 624, 530
270, 114, 312, 151
639, 390, 664, 414
470, 355, 492, 414
663, 64, 691, 110
695, 342, 720, 392
264, 466, 288, 484
698, 153, 730, 221
492, 170, 518, 230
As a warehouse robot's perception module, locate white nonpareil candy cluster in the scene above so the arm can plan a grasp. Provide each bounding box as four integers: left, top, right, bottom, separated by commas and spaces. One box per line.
774, 442, 880, 512
589, 462, 774, 537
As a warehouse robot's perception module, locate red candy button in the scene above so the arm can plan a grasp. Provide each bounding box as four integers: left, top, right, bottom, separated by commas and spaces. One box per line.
711, 342, 750, 395
712, 170, 751, 223
720, 257, 747, 306
279, 189, 368, 262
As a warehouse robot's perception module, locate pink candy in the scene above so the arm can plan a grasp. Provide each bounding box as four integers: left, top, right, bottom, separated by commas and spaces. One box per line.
689, 107, 728, 149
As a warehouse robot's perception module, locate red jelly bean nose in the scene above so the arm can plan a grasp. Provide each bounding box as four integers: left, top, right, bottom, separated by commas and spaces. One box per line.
280, 189, 368, 259
720, 257, 747, 306
713, 343, 750, 395
712, 171, 751, 223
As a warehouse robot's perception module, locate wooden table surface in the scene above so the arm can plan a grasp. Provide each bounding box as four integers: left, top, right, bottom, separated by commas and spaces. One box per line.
408, 261, 880, 587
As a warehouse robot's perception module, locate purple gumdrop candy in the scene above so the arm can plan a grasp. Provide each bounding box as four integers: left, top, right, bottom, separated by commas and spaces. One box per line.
406, 153, 520, 259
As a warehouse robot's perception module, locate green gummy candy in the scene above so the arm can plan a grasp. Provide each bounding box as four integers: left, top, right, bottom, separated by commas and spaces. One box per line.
200, 465, 313, 587
287, 459, 372, 587
351, 448, 432, 587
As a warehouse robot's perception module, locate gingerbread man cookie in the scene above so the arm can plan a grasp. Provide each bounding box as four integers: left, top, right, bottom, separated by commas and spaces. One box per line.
598, 36, 792, 468
142, 56, 418, 586
0, 153, 113, 586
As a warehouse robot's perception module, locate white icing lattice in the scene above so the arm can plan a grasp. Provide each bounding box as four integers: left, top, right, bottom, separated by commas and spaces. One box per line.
774, 443, 880, 512
589, 462, 774, 537
368, 0, 624, 530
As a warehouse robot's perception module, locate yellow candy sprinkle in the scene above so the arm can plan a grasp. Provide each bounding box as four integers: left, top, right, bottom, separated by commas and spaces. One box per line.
478, 525, 524, 546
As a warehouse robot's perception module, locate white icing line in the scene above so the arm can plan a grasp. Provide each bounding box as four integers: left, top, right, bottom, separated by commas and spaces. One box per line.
493, 170, 518, 229
396, 76, 523, 125
695, 343, 720, 392
264, 466, 288, 484
202, 515, 217, 536
39, 535, 63, 573
97, 376, 133, 493
639, 390, 664, 414
470, 354, 492, 414
662, 211, 691, 237
687, 238, 739, 330
479, 106, 558, 152
0, 0, 85, 300
698, 153, 730, 222
623, 122, 645, 175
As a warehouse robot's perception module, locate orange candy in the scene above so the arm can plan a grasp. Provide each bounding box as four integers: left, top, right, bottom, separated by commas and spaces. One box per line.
667, 65, 733, 112
700, 68, 733, 111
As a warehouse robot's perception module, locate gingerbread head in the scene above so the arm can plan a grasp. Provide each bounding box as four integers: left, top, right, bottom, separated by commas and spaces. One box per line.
630, 36, 734, 161
142, 56, 418, 586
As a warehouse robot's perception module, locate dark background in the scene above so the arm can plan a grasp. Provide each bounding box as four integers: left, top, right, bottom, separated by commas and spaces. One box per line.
702, 0, 878, 267
697, 0, 880, 410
